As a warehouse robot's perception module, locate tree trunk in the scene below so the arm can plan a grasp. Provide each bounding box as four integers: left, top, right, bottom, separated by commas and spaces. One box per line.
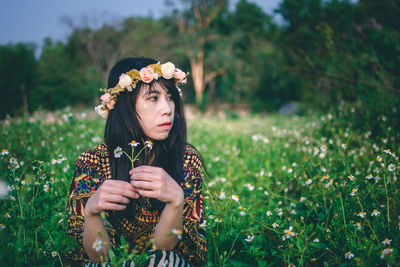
189, 50, 205, 104
20, 83, 29, 116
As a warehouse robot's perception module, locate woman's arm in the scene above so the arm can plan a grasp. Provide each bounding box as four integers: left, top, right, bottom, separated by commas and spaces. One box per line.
129, 166, 184, 250
83, 180, 139, 262
153, 195, 184, 250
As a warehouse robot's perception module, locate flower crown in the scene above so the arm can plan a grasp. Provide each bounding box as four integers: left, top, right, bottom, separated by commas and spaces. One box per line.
95, 62, 188, 118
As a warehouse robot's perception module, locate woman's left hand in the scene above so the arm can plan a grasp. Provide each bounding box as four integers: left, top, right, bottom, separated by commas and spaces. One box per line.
129, 166, 184, 206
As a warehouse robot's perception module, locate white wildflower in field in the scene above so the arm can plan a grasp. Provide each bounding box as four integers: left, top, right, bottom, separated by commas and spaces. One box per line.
264, 190, 269, 196
214, 218, 222, 223
245, 183, 255, 191
51, 251, 58, 257
287, 168, 293, 173
300, 197, 306, 202
341, 143, 347, 149
282, 226, 297, 240
313, 238, 319, 242
272, 222, 279, 228
376, 156, 382, 162
245, 235, 255, 242
305, 179, 312, 185
381, 238, 391, 245
114, 146, 123, 158
266, 211, 272, 216
44, 184, 49, 192
321, 145, 327, 152
231, 195, 239, 202
240, 211, 246, 216
365, 173, 374, 179
1, 149, 9, 156
354, 222, 362, 230
381, 248, 393, 259
172, 229, 183, 240
371, 209, 381, 216
218, 190, 226, 199
388, 164, 396, 172
58, 218, 63, 224
92, 238, 103, 252
348, 175, 355, 181
200, 220, 207, 228
344, 251, 354, 259
5, 212, 11, 219
0, 223, 5, 230
357, 212, 365, 218
319, 152, 326, 159
350, 188, 358, 196
326, 228, 331, 233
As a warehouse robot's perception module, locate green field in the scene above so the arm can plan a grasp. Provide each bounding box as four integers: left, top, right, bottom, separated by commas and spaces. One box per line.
0, 109, 399, 266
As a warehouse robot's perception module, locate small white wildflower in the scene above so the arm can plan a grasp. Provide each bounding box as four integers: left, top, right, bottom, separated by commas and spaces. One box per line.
282, 226, 297, 240
381, 238, 391, 245
266, 210, 272, 216
341, 143, 347, 149
305, 179, 312, 185
171, 229, 183, 240
0, 223, 5, 230
92, 238, 103, 252
240, 211, 246, 216
381, 248, 393, 259
43, 184, 49, 192
348, 175, 355, 181
113, 146, 123, 158
344, 251, 354, 259
357, 212, 365, 218
231, 195, 239, 202
51, 251, 58, 257
376, 156, 382, 162
128, 140, 140, 147
313, 238, 319, 242
272, 222, 279, 229
388, 164, 396, 172
245, 235, 255, 242
371, 209, 381, 216
144, 140, 153, 149
218, 190, 226, 199
1, 149, 9, 156
350, 188, 358, 196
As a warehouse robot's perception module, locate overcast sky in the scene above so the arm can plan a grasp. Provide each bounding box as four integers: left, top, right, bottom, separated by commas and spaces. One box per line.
0, 0, 282, 47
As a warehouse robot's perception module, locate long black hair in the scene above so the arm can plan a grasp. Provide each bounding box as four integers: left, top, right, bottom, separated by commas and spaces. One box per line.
104, 57, 187, 217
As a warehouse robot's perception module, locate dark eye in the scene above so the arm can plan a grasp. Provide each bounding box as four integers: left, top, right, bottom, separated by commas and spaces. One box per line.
167, 96, 173, 101
148, 96, 158, 101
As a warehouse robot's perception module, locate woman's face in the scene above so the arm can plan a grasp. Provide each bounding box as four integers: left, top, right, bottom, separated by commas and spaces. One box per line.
135, 82, 175, 141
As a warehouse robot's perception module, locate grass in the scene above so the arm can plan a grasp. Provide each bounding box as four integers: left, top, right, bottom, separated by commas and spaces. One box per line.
0, 108, 399, 266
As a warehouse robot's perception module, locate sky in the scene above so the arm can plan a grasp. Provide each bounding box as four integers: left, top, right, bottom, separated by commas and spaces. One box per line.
0, 0, 282, 48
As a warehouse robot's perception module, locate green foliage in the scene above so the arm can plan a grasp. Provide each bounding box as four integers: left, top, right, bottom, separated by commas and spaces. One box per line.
1, 110, 399, 265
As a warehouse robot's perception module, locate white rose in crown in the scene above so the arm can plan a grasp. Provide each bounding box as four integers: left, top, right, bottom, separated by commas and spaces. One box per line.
161, 62, 175, 79
95, 104, 109, 118
118, 74, 132, 89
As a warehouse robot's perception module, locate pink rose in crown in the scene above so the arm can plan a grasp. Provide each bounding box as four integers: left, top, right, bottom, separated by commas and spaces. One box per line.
100, 93, 116, 110
139, 67, 155, 83
174, 68, 187, 83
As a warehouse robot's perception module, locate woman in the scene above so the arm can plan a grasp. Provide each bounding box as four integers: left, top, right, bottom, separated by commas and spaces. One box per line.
66, 57, 207, 266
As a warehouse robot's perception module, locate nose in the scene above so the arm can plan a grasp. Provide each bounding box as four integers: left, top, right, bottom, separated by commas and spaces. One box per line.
160, 96, 173, 116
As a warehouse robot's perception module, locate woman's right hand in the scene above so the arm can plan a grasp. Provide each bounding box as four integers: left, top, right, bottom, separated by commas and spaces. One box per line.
85, 180, 139, 216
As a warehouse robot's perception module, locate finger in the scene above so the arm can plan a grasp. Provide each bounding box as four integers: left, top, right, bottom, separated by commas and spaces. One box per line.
106, 186, 139, 199
104, 194, 130, 204
101, 203, 126, 211
104, 180, 136, 189
130, 166, 159, 175
130, 172, 159, 182
131, 180, 156, 190
136, 189, 158, 199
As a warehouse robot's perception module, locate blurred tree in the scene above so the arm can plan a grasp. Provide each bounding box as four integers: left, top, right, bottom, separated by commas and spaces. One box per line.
169, 0, 227, 105
0, 43, 37, 118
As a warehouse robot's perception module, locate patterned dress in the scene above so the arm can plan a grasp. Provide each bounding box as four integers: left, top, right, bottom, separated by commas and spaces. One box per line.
66, 143, 207, 266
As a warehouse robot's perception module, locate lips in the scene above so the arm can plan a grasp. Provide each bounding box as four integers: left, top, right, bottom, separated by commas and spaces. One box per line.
159, 122, 172, 127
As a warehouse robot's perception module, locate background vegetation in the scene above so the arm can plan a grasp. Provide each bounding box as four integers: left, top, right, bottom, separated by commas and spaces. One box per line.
1, 0, 399, 143
1, 0, 400, 265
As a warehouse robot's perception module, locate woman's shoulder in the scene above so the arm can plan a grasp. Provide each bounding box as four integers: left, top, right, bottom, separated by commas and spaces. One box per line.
183, 144, 203, 171
75, 143, 109, 168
